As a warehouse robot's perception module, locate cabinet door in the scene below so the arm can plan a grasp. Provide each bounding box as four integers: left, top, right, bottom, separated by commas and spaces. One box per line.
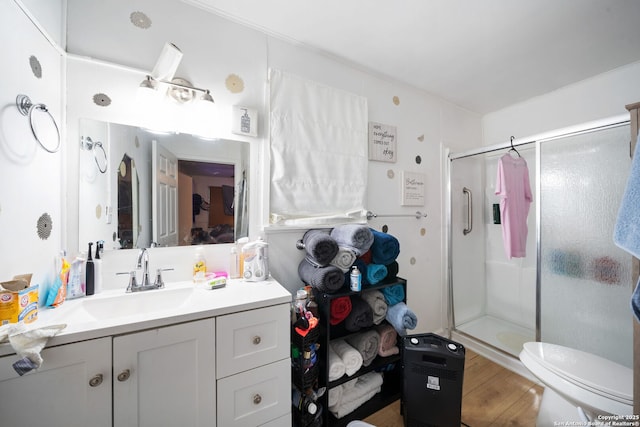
216, 303, 290, 378
0, 337, 112, 427
113, 318, 216, 427
217, 358, 290, 427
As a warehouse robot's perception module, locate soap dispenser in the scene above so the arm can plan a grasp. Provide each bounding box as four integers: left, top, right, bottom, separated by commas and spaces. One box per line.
85, 242, 95, 296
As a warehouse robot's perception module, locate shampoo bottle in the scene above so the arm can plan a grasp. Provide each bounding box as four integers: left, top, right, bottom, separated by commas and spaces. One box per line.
85, 242, 95, 296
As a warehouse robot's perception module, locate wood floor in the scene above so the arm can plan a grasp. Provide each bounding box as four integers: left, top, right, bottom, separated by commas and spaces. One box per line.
362, 349, 544, 427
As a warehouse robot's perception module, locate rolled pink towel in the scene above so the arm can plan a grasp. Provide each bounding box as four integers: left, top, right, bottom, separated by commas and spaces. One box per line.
376, 323, 399, 357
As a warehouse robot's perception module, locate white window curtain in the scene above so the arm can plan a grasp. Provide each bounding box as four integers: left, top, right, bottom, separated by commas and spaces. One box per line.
269, 69, 368, 225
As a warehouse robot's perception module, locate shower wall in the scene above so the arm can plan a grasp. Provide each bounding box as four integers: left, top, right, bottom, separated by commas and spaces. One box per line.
484, 148, 536, 330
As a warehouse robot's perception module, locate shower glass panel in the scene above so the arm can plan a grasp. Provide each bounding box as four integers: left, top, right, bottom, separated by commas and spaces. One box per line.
450, 143, 537, 357
539, 124, 632, 368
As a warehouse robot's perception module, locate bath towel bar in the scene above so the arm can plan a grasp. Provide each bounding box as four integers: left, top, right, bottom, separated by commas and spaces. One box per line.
366, 211, 427, 220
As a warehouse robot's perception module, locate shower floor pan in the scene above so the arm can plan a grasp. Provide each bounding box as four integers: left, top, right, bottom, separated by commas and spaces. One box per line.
455, 315, 534, 357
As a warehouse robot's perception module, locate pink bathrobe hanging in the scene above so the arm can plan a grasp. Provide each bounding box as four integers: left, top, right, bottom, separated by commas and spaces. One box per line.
495, 153, 532, 259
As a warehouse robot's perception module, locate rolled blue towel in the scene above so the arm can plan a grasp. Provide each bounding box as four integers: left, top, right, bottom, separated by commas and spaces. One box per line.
633, 278, 640, 323
385, 302, 417, 336
381, 284, 405, 306
370, 229, 400, 265
302, 229, 339, 267
330, 224, 374, 256
298, 257, 345, 293
366, 264, 388, 285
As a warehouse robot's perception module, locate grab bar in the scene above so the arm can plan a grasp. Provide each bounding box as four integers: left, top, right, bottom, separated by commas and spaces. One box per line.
463, 187, 472, 235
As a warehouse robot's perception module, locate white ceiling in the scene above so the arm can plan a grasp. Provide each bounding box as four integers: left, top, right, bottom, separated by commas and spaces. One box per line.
182, 0, 640, 115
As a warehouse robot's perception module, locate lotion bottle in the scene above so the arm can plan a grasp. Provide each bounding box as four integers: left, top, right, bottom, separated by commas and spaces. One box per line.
85, 242, 95, 296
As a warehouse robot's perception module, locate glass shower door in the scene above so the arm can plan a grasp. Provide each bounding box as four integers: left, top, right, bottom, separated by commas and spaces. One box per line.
539, 124, 633, 368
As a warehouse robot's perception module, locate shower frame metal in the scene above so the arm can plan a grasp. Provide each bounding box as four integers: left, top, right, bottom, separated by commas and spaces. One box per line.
446, 116, 630, 352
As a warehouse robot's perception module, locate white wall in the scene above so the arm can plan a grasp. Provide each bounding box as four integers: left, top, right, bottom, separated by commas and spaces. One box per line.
0, 1, 64, 303
5, 0, 485, 334
483, 61, 640, 145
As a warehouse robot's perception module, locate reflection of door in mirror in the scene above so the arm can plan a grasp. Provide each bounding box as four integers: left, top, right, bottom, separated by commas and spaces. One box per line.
118, 154, 136, 249
152, 141, 179, 247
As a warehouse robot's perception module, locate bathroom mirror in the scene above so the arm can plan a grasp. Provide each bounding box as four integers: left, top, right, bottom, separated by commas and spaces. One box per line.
78, 118, 250, 250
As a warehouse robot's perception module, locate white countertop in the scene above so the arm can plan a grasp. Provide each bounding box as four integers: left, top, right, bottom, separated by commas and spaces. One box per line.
0, 278, 291, 357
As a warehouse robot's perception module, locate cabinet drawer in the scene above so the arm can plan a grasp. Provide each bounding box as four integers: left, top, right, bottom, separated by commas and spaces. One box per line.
217, 358, 290, 427
216, 303, 289, 378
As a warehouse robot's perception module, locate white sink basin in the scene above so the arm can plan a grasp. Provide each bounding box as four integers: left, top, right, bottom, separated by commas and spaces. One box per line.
80, 286, 195, 320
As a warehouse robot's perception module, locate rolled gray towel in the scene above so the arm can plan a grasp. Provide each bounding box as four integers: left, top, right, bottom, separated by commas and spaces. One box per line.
298, 257, 345, 293
344, 295, 374, 332
302, 229, 339, 266
346, 329, 380, 367
330, 224, 374, 256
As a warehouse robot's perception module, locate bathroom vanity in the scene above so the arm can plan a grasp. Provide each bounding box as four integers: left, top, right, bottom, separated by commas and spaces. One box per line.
0, 279, 292, 427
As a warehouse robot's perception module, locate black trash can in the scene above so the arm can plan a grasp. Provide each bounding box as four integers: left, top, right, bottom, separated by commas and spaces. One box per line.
402, 333, 465, 427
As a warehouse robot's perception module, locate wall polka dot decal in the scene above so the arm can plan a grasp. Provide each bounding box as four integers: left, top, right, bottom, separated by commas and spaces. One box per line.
225, 74, 245, 93
415, 155, 422, 164
417, 135, 425, 142
420, 228, 426, 236
95, 204, 102, 219
387, 169, 395, 179
37, 213, 52, 240
382, 225, 388, 233
29, 55, 42, 78
93, 93, 112, 107
392, 96, 400, 105
130, 11, 151, 29
410, 257, 416, 265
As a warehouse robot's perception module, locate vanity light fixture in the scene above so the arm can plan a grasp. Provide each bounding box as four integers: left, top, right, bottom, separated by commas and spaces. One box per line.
137, 42, 215, 108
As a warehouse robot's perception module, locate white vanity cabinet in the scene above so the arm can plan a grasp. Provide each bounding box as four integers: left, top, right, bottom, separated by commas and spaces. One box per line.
113, 318, 216, 427
216, 303, 291, 426
0, 279, 292, 427
0, 337, 112, 427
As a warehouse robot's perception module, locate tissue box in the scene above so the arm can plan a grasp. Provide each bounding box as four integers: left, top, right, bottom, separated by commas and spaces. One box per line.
0, 275, 38, 325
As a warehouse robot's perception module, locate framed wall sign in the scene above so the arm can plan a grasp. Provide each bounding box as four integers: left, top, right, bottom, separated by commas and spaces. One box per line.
402, 171, 425, 206
231, 105, 258, 137
368, 122, 397, 162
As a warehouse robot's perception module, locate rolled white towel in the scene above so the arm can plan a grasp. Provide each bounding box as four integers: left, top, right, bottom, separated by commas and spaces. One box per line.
328, 384, 343, 409
329, 372, 384, 419
331, 339, 363, 377
328, 344, 346, 381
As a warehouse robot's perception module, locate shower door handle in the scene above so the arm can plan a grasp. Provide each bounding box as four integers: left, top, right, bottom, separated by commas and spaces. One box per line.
463, 187, 473, 235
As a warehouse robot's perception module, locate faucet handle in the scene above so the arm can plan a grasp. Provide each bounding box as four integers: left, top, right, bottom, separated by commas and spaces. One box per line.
154, 268, 174, 289
117, 271, 137, 292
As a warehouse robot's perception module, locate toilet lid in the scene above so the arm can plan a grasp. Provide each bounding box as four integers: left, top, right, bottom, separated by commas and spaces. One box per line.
522, 342, 632, 404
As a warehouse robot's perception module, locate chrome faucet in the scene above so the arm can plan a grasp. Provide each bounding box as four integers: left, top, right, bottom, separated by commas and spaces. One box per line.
136, 248, 151, 289
120, 248, 173, 292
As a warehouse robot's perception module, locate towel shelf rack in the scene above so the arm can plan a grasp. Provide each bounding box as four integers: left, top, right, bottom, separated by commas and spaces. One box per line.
366, 210, 427, 220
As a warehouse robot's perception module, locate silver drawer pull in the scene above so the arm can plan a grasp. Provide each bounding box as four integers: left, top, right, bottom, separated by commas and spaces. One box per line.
252, 336, 261, 345
89, 373, 103, 387
117, 369, 131, 382
253, 394, 262, 405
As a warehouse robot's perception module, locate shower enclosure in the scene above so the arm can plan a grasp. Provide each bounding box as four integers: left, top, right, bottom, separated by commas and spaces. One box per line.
448, 121, 633, 368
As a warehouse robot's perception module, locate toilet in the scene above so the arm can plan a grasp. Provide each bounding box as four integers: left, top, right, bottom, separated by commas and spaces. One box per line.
519, 342, 633, 426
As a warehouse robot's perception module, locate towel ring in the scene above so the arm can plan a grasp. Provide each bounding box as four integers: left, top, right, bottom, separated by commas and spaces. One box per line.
81, 136, 108, 174
16, 94, 61, 153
